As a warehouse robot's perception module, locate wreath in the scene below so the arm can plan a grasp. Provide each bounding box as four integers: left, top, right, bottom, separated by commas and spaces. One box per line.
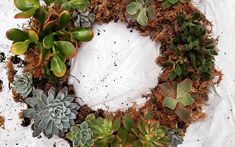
6, 0, 221, 146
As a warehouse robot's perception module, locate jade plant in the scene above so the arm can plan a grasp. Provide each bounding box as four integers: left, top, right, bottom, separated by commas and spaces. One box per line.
13, 72, 33, 98
23, 87, 80, 138
126, 0, 156, 26
157, 0, 190, 9
161, 79, 194, 122
6, 0, 94, 77
163, 12, 217, 81
120, 113, 172, 147
66, 121, 94, 147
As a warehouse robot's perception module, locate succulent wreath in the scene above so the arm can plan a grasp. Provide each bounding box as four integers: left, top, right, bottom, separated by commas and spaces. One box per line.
6, 0, 221, 147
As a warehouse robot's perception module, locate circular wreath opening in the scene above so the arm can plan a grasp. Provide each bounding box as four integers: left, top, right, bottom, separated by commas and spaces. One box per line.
6, 0, 222, 147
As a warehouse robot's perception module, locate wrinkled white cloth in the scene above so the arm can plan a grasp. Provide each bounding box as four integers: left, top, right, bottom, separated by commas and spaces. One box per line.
0, 0, 235, 147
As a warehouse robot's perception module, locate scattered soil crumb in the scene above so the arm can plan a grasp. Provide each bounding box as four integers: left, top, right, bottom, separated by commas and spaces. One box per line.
0, 116, 5, 128
0, 80, 3, 92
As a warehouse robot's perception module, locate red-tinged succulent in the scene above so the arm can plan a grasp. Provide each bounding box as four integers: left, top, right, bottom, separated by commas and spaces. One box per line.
161, 79, 195, 122
120, 113, 172, 147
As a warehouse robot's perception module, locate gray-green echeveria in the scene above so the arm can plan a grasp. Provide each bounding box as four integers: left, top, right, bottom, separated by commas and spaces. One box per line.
66, 122, 94, 147
13, 72, 33, 98
72, 11, 95, 28
23, 87, 80, 138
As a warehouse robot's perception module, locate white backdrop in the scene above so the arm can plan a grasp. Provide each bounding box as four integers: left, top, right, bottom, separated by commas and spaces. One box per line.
0, 0, 235, 147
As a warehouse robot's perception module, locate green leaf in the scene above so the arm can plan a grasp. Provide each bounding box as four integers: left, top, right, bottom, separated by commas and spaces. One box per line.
176, 14, 185, 26
14, 7, 37, 19
28, 29, 39, 43
54, 41, 77, 58
123, 116, 134, 132
11, 40, 31, 55
62, 0, 90, 13
51, 55, 66, 77
73, 29, 94, 42
126, 2, 143, 15
146, 7, 156, 20
112, 118, 121, 132
162, 0, 171, 9
192, 12, 201, 20
66, 132, 73, 140
43, 20, 56, 31
37, 43, 49, 65
162, 97, 178, 110
117, 127, 128, 145
85, 113, 96, 122
14, 0, 39, 11
162, 60, 175, 67
189, 52, 196, 68
44, 0, 55, 5
110, 136, 119, 147
169, 69, 177, 80
177, 79, 192, 99
59, 10, 70, 27
6, 28, 28, 42
175, 64, 182, 76
143, 113, 152, 120
137, 8, 148, 26
175, 104, 191, 122
168, 0, 178, 4
178, 93, 194, 106
43, 34, 54, 49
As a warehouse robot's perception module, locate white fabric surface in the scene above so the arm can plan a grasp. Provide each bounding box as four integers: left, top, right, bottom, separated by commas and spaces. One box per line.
0, 0, 235, 146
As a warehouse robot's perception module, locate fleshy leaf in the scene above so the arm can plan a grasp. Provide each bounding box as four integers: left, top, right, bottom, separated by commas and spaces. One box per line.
178, 93, 194, 106
54, 41, 76, 59
112, 117, 121, 132
28, 29, 39, 43
43, 34, 54, 49
6, 28, 28, 42
14, 0, 39, 11
11, 40, 31, 55
44, 0, 55, 5
175, 104, 191, 122
137, 8, 148, 26
43, 20, 56, 31
168, 0, 178, 4
126, 2, 143, 15
177, 79, 192, 99
59, 10, 70, 27
162, 97, 178, 110
14, 7, 37, 19
51, 55, 66, 77
123, 115, 134, 132
73, 29, 94, 42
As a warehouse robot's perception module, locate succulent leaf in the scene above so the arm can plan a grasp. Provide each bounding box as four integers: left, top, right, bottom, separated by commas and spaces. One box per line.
54, 41, 77, 58
51, 55, 67, 77
73, 29, 94, 42
137, 8, 148, 26
11, 40, 31, 55
6, 28, 28, 42
23, 87, 80, 138
73, 11, 95, 28
127, 2, 142, 15
14, 7, 38, 19
59, 10, 71, 27
43, 34, 54, 49
175, 103, 191, 122
162, 97, 178, 110
62, 0, 90, 13
28, 29, 39, 43
176, 79, 192, 99
14, 0, 39, 11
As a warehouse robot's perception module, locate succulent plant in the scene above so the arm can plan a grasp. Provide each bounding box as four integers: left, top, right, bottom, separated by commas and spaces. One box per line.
66, 122, 94, 147
120, 113, 172, 147
157, 0, 190, 9
126, 0, 156, 26
162, 12, 217, 81
85, 114, 121, 147
13, 73, 33, 98
7, 0, 94, 77
23, 87, 80, 138
160, 79, 194, 122
72, 11, 95, 28
61, 0, 90, 12
168, 130, 183, 147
